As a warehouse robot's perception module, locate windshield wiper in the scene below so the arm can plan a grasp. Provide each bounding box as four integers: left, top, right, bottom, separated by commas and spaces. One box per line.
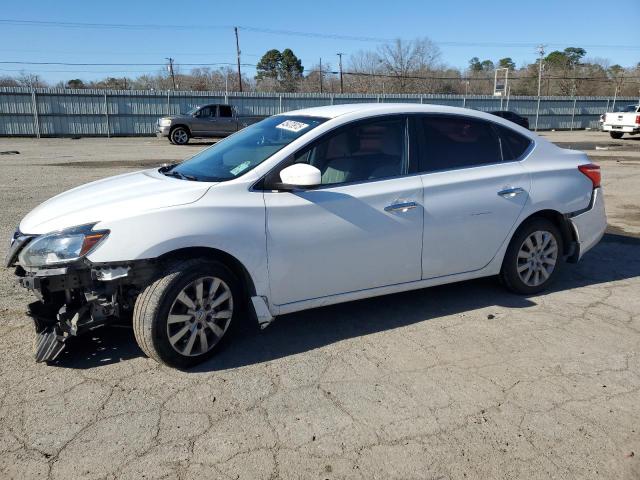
162, 169, 199, 181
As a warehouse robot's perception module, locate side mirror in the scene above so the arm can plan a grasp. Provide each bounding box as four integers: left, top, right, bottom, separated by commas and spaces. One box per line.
276, 164, 321, 190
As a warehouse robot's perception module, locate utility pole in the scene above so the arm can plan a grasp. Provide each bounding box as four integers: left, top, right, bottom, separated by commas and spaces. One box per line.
337, 52, 344, 94
612, 73, 623, 112
234, 27, 243, 92
534, 44, 545, 131
319, 57, 323, 93
166, 57, 176, 90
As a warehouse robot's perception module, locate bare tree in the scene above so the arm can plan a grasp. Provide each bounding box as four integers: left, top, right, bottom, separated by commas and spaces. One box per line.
0, 76, 20, 87
377, 37, 441, 93
16, 72, 48, 88
347, 50, 383, 93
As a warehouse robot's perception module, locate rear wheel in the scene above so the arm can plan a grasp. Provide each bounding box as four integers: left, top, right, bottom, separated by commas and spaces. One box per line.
133, 259, 240, 369
170, 126, 190, 145
609, 131, 624, 139
500, 218, 563, 295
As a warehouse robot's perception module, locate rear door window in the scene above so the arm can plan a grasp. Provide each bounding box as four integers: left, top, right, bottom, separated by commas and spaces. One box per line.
417, 115, 502, 172
219, 105, 233, 117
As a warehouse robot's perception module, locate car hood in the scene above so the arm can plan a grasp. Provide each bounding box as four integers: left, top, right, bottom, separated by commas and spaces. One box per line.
20, 169, 215, 234
160, 115, 188, 121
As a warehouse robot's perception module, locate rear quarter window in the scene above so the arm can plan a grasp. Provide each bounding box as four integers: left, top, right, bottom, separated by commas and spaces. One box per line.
495, 125, 533, 160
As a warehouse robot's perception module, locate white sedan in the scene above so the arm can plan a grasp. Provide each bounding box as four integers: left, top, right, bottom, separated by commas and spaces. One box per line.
6, 104, 606, 368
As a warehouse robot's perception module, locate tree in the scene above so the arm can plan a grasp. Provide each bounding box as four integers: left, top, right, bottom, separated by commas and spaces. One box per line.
480, 60, 495, 71
541, 47, 589, 95
378, 37, 441, 92
469, 57, 495, 73
347, 50, 384, 93
545, 50, 570, 67
608, 64, 624, 77
278, 49, 304, 91
469, 57, 482, 72
0, 76, 19, 87
545, 47, 586, 69
255, 48, 303, 92
498, 57, 516, 70
564, 47, 586, 66
66, 79, 85, 89
16, 72, 47, 88
91, 77, 130, 90
256, 49, 282, 81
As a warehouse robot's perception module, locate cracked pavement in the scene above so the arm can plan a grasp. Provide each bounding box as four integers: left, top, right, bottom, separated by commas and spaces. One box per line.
0, 133, 639, 479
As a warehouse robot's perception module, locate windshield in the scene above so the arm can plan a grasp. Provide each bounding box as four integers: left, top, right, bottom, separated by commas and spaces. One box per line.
168, 115, 327, 182
184, 106, 199, 115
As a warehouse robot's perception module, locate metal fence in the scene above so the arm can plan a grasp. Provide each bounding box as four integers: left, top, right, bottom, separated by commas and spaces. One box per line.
0, 87, 636, 137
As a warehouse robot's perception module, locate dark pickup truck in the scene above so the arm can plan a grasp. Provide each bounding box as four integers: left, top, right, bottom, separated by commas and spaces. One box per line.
156, 104, 263, 145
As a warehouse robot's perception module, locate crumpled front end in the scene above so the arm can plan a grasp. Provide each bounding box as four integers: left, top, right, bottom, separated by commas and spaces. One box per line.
6, 231, 156, 362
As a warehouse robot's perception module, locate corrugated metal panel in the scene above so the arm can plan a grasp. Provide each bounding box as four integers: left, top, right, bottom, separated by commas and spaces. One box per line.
0, 87, 636, 136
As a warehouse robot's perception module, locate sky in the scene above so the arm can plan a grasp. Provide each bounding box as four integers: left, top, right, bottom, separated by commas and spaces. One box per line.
1, 0, 638, 84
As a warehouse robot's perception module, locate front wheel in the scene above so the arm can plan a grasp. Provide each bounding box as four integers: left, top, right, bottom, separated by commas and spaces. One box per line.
609, 131, 623, 139
170, 126, 190, 145
500, 218, 563, 295
133, 259, 240, 369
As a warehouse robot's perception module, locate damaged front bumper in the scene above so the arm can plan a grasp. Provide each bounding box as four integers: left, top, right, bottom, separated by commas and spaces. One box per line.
11, 256, 155, 362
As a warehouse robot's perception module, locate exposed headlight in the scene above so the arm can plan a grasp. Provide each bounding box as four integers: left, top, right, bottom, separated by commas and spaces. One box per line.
159, 118, 172, 127
18, 224, 109, 268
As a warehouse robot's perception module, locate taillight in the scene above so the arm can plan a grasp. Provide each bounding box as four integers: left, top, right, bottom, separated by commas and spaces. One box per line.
578, 163, 601, 189
635, 115, 640, 125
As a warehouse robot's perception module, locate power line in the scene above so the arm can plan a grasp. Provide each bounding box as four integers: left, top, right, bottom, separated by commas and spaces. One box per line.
335, 70, 640, 82
0, 48, 262, 57
0, 68, 173, 73
2, 62, 638, 82
1, 18, 639, 50
0, 61, 255, 67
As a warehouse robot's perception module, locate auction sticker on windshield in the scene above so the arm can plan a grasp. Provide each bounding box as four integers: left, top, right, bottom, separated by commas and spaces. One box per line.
230, 160, 251, 176
275, 120, 309, 133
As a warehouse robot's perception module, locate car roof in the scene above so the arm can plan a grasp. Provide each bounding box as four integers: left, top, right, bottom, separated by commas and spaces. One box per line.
277, 102, 539, 144
281, 103, 509, 122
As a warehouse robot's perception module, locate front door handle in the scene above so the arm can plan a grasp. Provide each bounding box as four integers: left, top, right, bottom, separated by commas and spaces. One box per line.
497, 187, 526, 198
385, 201, 418, 213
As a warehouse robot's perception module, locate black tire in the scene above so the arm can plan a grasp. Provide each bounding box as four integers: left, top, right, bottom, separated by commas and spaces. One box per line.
500, 218, 563, 295
170, 126, 190, 145
133, 259, 241, 369
609, 131, 623, 139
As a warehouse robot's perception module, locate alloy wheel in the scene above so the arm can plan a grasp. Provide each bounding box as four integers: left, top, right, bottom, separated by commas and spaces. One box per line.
172, 128, 188, 145
166, 276, 233, 357
516, 230, 558, 287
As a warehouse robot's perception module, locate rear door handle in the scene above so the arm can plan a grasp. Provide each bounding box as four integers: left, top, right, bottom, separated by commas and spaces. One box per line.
385, 201, 418, 212
497, 187, 525, 198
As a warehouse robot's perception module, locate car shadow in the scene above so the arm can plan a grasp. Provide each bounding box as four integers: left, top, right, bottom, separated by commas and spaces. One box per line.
49, 325, 143, 368
50, 232, 640, 370
182, 140, 219, 147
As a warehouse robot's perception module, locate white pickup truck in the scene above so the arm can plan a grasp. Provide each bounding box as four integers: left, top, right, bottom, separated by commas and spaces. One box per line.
602, 104, 640, 139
